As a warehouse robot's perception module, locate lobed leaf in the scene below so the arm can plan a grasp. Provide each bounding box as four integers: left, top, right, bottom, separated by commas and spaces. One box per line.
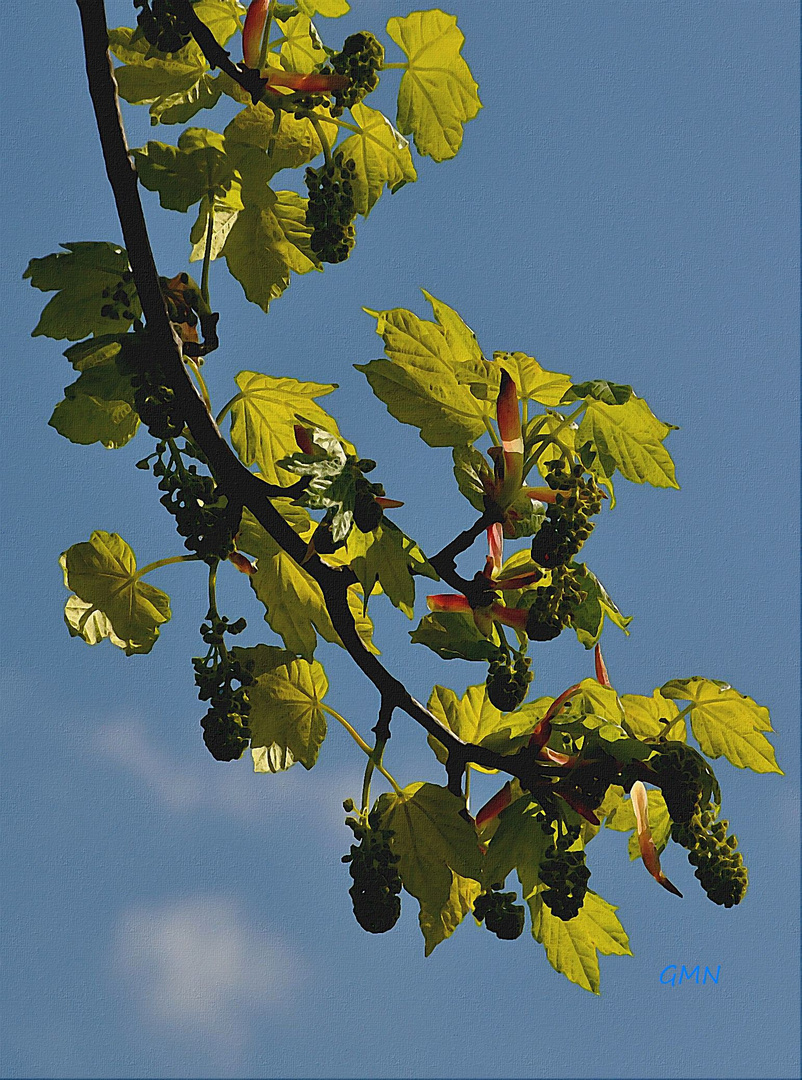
337, 103, 417, 217
529, 890, 631, 994
349, 520, 436, 617
483, 795, 551, 893
374, 782, 482, 955
386, 10, 481, 161
50, 358, 139, 449
233, 644, 328, 771
280, 13, 326, 72
660, 677, 781, 774
410, 611, 501, 663
569, 562, 632, 649
426, 683, 537, 772
60, 531, 170, 655
577, 396, 679, 489
132, 128, 233, 212
620, 689, 686, 741
24, 243, 140, 341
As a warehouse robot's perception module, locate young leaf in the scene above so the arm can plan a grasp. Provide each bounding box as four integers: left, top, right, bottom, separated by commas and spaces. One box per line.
131, 128, 234, 212
620, 689, 686, 741
189, 187, 244, 263
563, 380, 633, 406
373, 782, 482, 955
63, 334, 131, 371
24, 243, 140, 341
233, 644, 328, 771
336, 103, 417, 217
577, 397, 679, 489
296, 0, 349, 17
224, 104, 337, 177
349, 520, 436, 617
410, 611, 502, 663
452, 445, 491, 512
221, 185, 319, 311
569, 562, 632, 649
280, 13, 326, 72
50, 360, 139, 449
227, 370, 347, 483
237, 510, 377, 659
64, 595, 129, 650
109, 28, 216, 125
660, 677, 781, 774
60, 531, 170, 655
606, 789, 672, 860
386, 10, 481, 161
357, 302, 488, 446
458, 352, 573, 410
426, 683, 536, 771
528, 890, 631, 994
420, 290, 484, 363
482, 795, 551, 893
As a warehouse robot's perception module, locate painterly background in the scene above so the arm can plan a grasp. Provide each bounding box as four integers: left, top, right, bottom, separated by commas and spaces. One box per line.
3, 1, 799, 1077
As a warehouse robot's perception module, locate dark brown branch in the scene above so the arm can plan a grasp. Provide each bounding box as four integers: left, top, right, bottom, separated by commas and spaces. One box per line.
172, 0, 266, 101
428, 508, 504, 606
76, 0, 596, 802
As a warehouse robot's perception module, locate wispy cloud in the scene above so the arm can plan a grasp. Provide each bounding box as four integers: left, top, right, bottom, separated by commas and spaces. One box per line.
94, 718, 363, 842
114, 895, 303, 1051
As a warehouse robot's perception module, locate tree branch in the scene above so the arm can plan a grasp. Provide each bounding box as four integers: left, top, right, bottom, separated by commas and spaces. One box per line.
172, 0, 266, 101
428, 508, 503, 607
75, 0, 619, 805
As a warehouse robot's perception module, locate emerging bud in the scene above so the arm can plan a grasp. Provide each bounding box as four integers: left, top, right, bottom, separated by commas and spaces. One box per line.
631, 781, 683, 897
595, 643, 611, 688
228, 551, 257, 575
242, 0, 269, 68
494, 371, 524, 508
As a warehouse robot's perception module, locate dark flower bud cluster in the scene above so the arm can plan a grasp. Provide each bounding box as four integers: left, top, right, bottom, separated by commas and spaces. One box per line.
328, 31, 384, 115
342, 814, 402, 933
538, 823, 591, 921
352, 464, 388, 533
530, 461, 603, 569
139, 441, 238, 562
671, 808, 748, 907
523, 566, 587, 641
304, 154, 357, 263
648, 741, 710, 824
474, 885, 525, 939
134, 0, 192, 54
485, 652, 532, 712
193, 614, 253, 762
99, 269, 136, 322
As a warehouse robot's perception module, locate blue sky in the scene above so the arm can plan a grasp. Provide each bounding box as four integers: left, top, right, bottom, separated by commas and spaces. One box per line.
2, 1, 800, 1077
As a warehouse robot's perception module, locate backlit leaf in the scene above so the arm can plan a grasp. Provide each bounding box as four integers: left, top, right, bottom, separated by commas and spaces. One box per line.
483, 795, 551, 894
569, 562, 632, 649
337, 103, 417, 217
577, 397, 679, 489
374, 782, 482, 954
60, 531, 170, 655
386, 10, 481, 161
50, 357, 139, 449
410, 611, 501, 663
132, 128, 233, 212
528, 890, 631, 994
297, 0, 349, 16
620, 689, 686, 741
280, 13, 326, 72
661, 677, 781, 774
349, 520, 436, 617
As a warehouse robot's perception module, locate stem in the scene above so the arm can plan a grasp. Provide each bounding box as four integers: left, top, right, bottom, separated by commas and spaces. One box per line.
200, 205, 214, 307
135, 553, 202, 580
215, 391, 245, 427
360, 735, 388, 815
464, 764, 472, 815
310, 113, 333, 169
483, 415, 500, 447
660, 702, 694, 740
381, 62, 408, 69
323, 706, 403, 795
188, 358, 213, 414
266, 108, 281, 158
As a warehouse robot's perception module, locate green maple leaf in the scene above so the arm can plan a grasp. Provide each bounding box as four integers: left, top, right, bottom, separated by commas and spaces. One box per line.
563, 380, 634, 406
482, 795, 551, 894
237, 510, 377, 659
410, 611, 501, 663
357, 297, 489, 447
373, 782, 482, 955
280, 13, 326, 71
426, 683, 538, 770
386, 10, 481, 161
451, 445, 491, 512
224, 104, 337, 177
606, 789, 672, 860
528, 890, 631, 994
233, 644, 328, 771
337, 103, 417, 217
458, 352, 573, 411
660, 677, 781, 774
577, 396, 679, 489
24, 243, 140, 341
50, 356, 139, 449
227, 370, 347, 484
60, 531, 170, 655
132, 128, 235, 212
221, 181, 319, 311
296, 0, 349, 17
620, 689, 687, 741
349, 520, 436, 617
569, 562, 632, 648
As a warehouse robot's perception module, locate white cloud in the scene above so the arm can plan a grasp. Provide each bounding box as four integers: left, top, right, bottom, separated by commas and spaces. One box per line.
94, 718, 363, 844
115, 895, 302, 1049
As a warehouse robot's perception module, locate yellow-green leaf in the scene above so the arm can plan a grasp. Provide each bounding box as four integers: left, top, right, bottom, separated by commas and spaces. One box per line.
60, 531, 170, 655
235, 644, 328, 771
374, 782, 482, 953
661, 677, 781, 774
228, 370, 346, 483
280, 13, 325, 72
349, 520, 435, 618
426, 683, 538, 772
483, 795, 551, 894
577, 397, 679, 489
386, 10, 481, 161
528, 890, 631, 994
296, 0, 349, 17
224, 103, 336, 177
620, 690, 686, 741
337, 103, 417, 217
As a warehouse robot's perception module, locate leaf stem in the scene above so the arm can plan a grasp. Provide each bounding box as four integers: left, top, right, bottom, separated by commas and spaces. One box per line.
188, 358, 213, 415
309, 113, 334, 169
360, 734, 388, 815
257, 0, 275, 74
322, 705, 403, 795
134, 553, 202, 580
483, 415, 500, 447
660, 702, 695, 740
200, 205, 214, 307
215, 391, 246, 427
